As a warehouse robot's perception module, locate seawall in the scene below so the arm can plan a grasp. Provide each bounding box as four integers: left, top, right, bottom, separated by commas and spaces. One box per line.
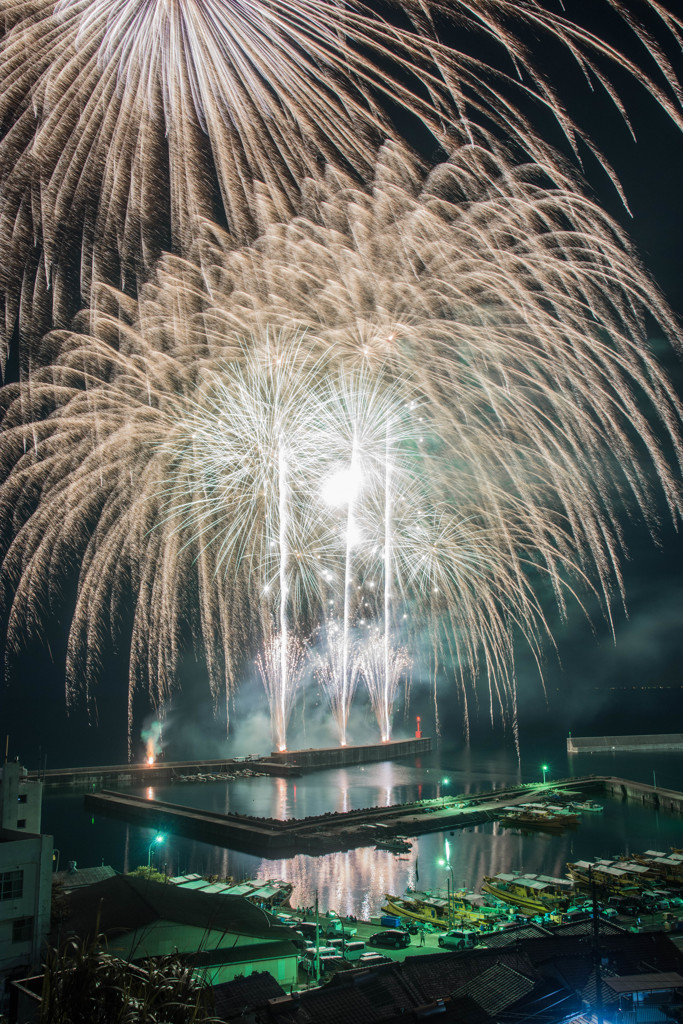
267, 737, 432, 769
567, 733, 683, 754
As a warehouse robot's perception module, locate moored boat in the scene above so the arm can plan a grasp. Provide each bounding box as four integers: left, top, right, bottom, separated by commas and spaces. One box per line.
566, 859, 651, 895
567, 800, 604, 813
500, 805, 579, 832
621, 850, 683, 888
375, 837, 412, 853
481, 873, 574, 915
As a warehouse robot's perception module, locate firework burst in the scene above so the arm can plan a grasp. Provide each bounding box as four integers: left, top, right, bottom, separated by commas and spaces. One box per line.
2, 0, 683, 360
0, 139, 681, 745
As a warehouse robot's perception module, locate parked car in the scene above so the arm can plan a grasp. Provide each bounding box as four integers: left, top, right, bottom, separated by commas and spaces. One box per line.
342, 940, 366, 960
298, 947, 339, 974
358, 952, 392, 966
297, 921, 324, 941
367, 929, 411, 949
438, 928, 478, 950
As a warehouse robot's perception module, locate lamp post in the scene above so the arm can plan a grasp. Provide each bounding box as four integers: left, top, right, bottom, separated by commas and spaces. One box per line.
441, 777, 450, 807
148, 834, 165, 869
438, 856, 454, 930
541, 764, 549, 785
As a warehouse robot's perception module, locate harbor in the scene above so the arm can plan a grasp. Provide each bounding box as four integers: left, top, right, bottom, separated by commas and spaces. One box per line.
38, 740, 683, 920
84, 773, 683, 856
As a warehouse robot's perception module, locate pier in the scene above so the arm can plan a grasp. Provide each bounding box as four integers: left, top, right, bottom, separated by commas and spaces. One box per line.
84, 774, 683, 857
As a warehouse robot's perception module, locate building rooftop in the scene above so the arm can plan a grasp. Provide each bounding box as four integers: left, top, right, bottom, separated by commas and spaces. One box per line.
57, 874, 293, 944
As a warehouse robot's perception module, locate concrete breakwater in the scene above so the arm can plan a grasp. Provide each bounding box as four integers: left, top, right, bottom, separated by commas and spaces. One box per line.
567, 733, 683, 753
267, 737, 432, 769
603, 776, 683, 813
85, 776, 591, 857
27, 758, 300, 789
84, 774, 683, 857
29, 737, 431, 789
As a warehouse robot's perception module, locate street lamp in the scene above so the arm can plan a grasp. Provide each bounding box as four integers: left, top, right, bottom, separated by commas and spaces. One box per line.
441, 777, 450, 807
541, 764, 549, 785
148, 834, 165, 869
438, 855, 454, 930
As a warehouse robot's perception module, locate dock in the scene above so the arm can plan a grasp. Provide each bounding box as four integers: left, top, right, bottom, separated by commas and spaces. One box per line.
567, 733, 683, 754
84, 774, 683, 857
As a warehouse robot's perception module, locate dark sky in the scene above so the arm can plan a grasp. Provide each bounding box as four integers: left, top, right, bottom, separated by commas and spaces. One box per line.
2, 2, 683, 768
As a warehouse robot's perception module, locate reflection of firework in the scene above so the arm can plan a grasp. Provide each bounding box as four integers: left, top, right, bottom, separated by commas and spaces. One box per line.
255, 631, 307, 751
0, 141, 681, 744
3, 1, 683, 356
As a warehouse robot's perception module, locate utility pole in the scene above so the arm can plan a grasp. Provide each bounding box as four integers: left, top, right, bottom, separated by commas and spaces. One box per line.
589, 866, 603, 1024
315, 891, 320, 985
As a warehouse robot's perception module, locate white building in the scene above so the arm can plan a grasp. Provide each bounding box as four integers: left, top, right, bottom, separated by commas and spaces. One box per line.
0, 762, 43, 835
0, 763, 53, 1012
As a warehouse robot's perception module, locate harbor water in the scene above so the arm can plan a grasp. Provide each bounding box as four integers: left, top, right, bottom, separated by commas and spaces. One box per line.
42, 740, 683, 919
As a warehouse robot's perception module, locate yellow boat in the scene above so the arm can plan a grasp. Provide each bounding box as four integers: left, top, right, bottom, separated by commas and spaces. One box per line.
481, 873, 574, 915
383, 894, 450, 929
383, 891, 510, 930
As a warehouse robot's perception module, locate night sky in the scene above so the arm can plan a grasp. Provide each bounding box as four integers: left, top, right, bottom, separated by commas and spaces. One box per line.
1, 2, 682, 769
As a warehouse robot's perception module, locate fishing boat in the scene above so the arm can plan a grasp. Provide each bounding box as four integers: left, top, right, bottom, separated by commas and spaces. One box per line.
566, 859, 651, 895
622, 850, 683, 888
500, 804, 579, 832
375, 837, 412, 853
567, 800, 604, 813
387, 888, 513, 929
383, 894, 451, 929
481, 873, 575, 915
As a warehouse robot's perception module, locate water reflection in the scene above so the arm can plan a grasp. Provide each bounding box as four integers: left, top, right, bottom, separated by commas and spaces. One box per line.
41, 746, 683, 916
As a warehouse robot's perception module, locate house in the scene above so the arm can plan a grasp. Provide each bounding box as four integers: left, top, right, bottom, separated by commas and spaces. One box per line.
57, 873, 300, 988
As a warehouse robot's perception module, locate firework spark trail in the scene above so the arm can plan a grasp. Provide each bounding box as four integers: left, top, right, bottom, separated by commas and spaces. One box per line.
341, 436, 359, 747
255, 630, 307, 751
0, 140, 681, 742
361, 628, 411, 742
2, 1, 683, 359
313, 624, 361, 747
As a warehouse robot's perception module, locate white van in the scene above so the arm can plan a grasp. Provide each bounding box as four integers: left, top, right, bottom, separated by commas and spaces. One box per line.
299, 947, 339, 974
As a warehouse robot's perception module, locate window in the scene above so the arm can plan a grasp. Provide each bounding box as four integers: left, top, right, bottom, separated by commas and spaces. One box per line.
17, 794, 27, 804
16, 819, 27, 829
0, 870, 23, 901
12, 917, 33, 943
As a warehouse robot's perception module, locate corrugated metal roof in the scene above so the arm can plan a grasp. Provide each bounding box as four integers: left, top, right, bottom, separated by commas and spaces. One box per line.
604, 972, 683, 994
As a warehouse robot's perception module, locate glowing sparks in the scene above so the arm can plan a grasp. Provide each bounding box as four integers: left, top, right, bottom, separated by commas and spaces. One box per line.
256, 631, 307, 752
361, 630, 411, 743
0, 139, 682, 747
3, 1, 683, 359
